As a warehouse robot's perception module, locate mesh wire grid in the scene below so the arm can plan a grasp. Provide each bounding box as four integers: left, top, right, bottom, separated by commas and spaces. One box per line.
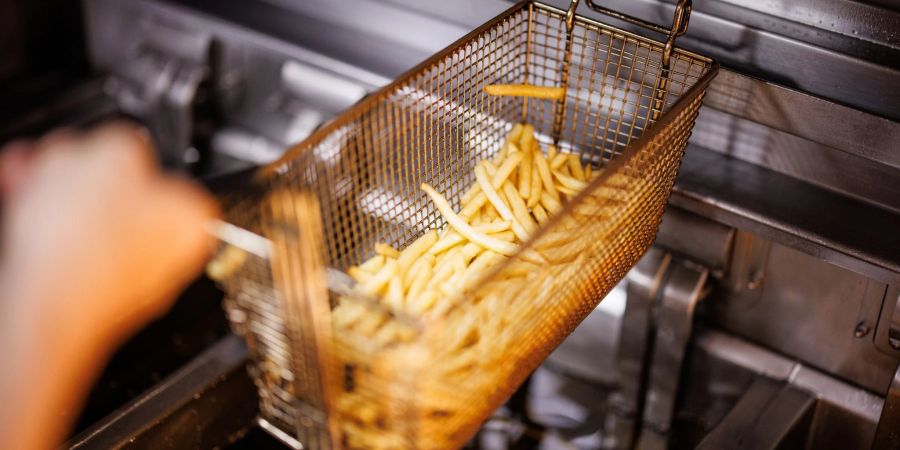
215, 1, 716, 449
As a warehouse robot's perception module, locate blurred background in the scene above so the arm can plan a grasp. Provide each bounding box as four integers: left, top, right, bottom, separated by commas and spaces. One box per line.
2, 0, 899, 449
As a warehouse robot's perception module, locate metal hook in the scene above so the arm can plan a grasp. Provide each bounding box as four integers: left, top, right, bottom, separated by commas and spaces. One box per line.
566, 0, 582, 34
663, 0, 692, 68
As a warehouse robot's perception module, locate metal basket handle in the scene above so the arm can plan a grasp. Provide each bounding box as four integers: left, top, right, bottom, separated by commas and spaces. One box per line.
553, 0, 692, 141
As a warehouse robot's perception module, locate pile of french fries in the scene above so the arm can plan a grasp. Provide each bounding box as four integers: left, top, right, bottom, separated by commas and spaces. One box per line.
330, 123, 610, 449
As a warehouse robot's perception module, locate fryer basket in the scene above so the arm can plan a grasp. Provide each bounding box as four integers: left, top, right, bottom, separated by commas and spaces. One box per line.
213, 1, 717, 448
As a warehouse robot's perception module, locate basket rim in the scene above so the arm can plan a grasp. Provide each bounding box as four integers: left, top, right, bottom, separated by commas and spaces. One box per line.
257, 0, 719, 180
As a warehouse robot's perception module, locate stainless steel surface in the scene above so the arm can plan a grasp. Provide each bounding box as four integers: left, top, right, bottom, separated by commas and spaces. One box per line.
552, 0, 900, 120
711, 232, 897, 393
654, 207, 734, 275
67, 335, 256, 449
673, 144, 900, 285
701, 70, 900, 171
696, 377, 815, 450
92, 13, 211, 167
637, 262, 708, 449
872, 364, 900, 450
696, 331, 884, 426
608, 249, 671, 450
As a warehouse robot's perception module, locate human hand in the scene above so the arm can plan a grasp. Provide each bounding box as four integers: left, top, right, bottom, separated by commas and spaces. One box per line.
0, 123, 219, 349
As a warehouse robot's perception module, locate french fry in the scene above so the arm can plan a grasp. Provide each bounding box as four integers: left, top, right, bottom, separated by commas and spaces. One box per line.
502, 182, 537, 235
532, 204, 549, 224
528, 156, 542, 208
484, 84, 566, 100
404, 253, 435, 290
475, 163, 528, 241
547, 144, 558, 160
397, 230, 438, 272
430, 221, 510, 256
567, 154, 586, 181
540, 190, 563, 214
206, 245, 248, 281
507, 123, 525, 143
533, 146, 560, 203
385, 275, 404, 310
358, 259, 397, 296
462, 250, 503, 289
552, 168, 588, 191
359, 254, 385, 273
550, 152, 569, 170
376, 243, 401, 258
406, 264, 433, 308
460, 192, 488, 218
348, 266, 373, 283
460, 183, 481, 205
517, 143, 532, 199
493, 151, 524, 187
421, 184, 521, 257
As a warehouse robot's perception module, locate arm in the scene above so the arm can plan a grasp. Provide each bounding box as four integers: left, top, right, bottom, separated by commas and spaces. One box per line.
0, 124, 218, 450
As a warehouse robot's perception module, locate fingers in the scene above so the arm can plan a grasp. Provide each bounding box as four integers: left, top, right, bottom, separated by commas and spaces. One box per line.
82, 122, 156, 179
137, 175, 220, 318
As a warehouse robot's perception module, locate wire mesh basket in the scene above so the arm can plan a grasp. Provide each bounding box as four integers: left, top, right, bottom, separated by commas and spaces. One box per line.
212, 1, 717, 448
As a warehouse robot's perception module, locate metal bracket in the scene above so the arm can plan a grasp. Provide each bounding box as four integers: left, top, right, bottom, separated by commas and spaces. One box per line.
106, 18, 212, 167
637, 261, 708, 449
605, 246, 709, 450
607, 248, 672, 449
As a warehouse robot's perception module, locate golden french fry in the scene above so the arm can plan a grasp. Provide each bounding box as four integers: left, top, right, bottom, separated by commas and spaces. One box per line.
206, 245, 248, 281
460, 183, 481, 205
585, 164, 593, 179
385, 275, 404, 310
375, 242, 400, 258
348, 266, 373, 283
501, 181, 537, 234
547, 144, 558, 160
452, 251, 467, 273
491, 230, 516, 242
492, 151, 524, 188
406, 264, 433, 307
550, 152, 569, 170
359, 254, 385, 273
397, 230, 438, 272
533, 147, 560, 203
475, 163, 528, 241
507, 123, 525, 143
540, 190, 563, 214
517, 144, 532, 199
468, 207, 483, 224
528, 156, 542, 208
567, 154, 586, 181
484, 84, 566, 100
552, 168, 588, 191
557, 185, 580, 197
482, 203, 500, 222
424, 183, 545, 263
404, 253, 435, 290
533, 204, 549, 224
460, 192, 488, 218
358, 259, 398, 296
414, 290, 439, 315
462, 250, 504, 288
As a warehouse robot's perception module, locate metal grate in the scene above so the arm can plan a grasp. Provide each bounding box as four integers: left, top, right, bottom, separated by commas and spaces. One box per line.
214, 1, 717, 448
